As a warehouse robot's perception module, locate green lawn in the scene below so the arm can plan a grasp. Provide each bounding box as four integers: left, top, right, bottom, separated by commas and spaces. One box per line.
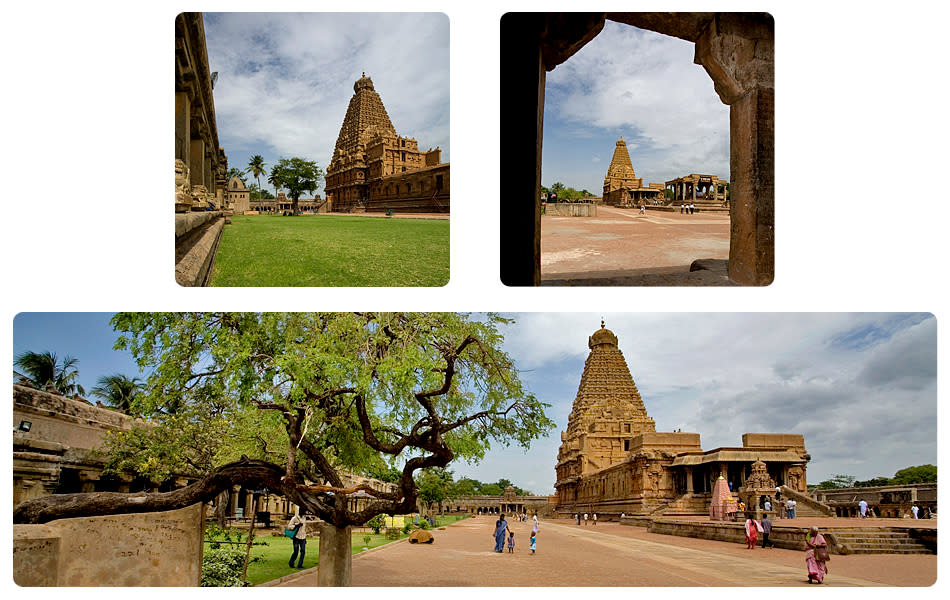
210, 215, 450, 287
213, 514, 469, 586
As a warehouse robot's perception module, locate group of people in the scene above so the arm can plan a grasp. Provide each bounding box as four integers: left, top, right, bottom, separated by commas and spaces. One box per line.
680, 203, 696, 214
574, 512, 597, 525
744, 515, 830, 583
493, 513, 538, 555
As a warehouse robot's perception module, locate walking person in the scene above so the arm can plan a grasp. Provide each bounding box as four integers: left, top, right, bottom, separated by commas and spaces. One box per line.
592, 513, 597, 526
859, 498, 868, 518
287, 508, 307, 569
529, 532, 537, 554
912, 504, 919, 519
744, 515, 760, 549
532, 514, 539, 537
786, 498, 797, 519
507, 530, 515, 553
804, 526, 830, 584
493, 514, 510, 552
760, 514, 774, 548
575, 513, 580, 525
584, 512, 589, 526
764, 498, 772, 513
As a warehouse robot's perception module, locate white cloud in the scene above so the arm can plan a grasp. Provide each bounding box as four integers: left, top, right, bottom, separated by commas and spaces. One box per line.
204, 13, 449, 168
483, 313, 937, 492
545, 20, 729, 185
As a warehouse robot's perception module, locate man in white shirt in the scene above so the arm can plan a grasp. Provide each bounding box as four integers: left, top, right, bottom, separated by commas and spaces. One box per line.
288, 509, 307, 568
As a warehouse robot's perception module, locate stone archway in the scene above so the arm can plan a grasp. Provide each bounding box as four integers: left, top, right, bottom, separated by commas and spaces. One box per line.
500, 12, 773, 286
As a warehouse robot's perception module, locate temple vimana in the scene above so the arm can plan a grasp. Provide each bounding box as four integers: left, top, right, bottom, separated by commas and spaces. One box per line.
601, 137, 726, 209
325, 73, 449, 213
555, 321, 810, 517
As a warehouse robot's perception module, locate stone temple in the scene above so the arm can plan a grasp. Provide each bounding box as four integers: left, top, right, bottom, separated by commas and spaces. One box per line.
324, 74, 449, 213
555, 321, 811, 517
602, 138, 664, 207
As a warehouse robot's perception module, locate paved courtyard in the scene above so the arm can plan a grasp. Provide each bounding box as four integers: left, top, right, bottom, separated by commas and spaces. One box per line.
541, 206, 730, 284
275, 517, 936, 587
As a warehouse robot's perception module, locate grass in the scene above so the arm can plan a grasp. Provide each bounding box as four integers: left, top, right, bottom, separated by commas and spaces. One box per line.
214, 514, 469, 586
209, 214, 449, 286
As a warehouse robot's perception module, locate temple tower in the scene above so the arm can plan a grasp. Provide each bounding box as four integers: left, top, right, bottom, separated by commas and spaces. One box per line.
602, 138, 639, 196
555, 321, 655, 492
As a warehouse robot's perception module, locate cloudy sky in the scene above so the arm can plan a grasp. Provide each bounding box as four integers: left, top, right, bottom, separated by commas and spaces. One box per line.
13, 313, 937, 497
543, 20, 729, 194
203, 13, 449, 196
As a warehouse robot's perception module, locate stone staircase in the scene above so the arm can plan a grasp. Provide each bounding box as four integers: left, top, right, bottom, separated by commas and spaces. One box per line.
654, 494, 709, 517
826, 528, 935, 555
779, 485, 835, 517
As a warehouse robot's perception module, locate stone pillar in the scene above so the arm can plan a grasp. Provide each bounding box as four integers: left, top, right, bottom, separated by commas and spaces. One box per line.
685, 467, 694, 493
317, 523, 352, 586
694, 13, 774, 285
190, 138, 205, 189
175, 91, 191, 166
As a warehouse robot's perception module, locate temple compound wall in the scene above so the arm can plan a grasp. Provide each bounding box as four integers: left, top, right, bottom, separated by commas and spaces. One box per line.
13, 383, 151, 506
446, 487, 554, 517
602, 138, 664, 207
554, 323, 809, 518
175, 12, 230, 286
815, 483, 937, 519
325, 74, 449, 213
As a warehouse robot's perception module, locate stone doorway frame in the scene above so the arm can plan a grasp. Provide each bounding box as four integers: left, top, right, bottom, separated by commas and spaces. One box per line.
500, 13, 774, 286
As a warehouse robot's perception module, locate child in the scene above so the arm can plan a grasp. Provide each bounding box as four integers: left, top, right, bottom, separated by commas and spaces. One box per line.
507, 531, 515, 553
529, 532, 536, 555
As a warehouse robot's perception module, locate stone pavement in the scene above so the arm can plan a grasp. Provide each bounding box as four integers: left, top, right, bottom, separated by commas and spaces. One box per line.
541, 205, 732, 285
272, 517, 936, 587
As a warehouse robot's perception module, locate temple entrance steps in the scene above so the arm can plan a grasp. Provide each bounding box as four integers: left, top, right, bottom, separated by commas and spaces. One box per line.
779, 485, 835, 518
653, 494, 708, 517
826, 528, 935, 555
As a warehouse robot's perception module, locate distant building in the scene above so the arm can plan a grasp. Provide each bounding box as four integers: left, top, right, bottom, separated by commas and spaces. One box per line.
665, 174, 727, 205
325, 74, 449, 213
602, 138, 664, 206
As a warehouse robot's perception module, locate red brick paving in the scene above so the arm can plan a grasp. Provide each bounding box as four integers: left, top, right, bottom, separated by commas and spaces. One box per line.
541, 205, 729, 280
274, 516, 936, 587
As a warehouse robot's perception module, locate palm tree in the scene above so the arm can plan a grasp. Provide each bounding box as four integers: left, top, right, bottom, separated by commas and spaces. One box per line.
14, 351, 85, 396
90, 374, 143, 415
246, 155, 267, 200
267, 163, 284, 200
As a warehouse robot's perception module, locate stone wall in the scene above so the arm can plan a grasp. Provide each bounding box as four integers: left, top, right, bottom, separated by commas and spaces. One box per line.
175, 210, 226, 286
13, 504, 204, 586
547, 202, 596, 217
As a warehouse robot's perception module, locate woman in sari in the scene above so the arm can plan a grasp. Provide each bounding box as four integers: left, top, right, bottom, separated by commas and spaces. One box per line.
493, 514, 509, 552
744, 516, 759, 549
804, 526, 829, 583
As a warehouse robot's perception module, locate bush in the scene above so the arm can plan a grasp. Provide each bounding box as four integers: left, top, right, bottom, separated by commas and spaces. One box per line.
402, 521, 412, 535
201, 547, 246, 587
418, 519, 429, 530
367, 514, 384, 535
385, 527, 402, 540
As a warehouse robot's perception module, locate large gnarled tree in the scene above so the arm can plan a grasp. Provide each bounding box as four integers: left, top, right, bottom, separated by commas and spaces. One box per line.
14, 312, 552, 586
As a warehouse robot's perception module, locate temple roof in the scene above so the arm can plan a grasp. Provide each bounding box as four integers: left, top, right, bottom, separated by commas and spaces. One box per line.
564, 321, 655, 438
330, 73, 397, 164
605, 138, 637, 181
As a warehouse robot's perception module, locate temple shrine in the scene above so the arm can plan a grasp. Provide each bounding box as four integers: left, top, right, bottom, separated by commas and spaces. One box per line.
665, 173, 727, 205
602, 138, 664, 206
324, 74, 449, 213
554, 321, 811, 517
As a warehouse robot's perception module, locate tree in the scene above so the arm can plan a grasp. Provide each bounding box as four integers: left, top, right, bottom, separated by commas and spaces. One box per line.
854, 476, 891, 488
816, 474, 856, 489
14, 312, 553, 586
14, 350, 85, 396
246, 155, 267, 198
90, 374, 143, 415
416, 467, 453, 515
270, 157, 323, 214
551, 182, 565, 195
891, 464, 936, 485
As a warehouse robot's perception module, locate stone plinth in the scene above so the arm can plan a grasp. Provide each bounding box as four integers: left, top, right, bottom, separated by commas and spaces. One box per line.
13, 504, 204, 586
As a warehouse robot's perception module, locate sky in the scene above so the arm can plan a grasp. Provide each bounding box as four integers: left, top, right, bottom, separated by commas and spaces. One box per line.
543, 20, 729, 195
12, 313, 937, 496
203, 13, 450, 196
